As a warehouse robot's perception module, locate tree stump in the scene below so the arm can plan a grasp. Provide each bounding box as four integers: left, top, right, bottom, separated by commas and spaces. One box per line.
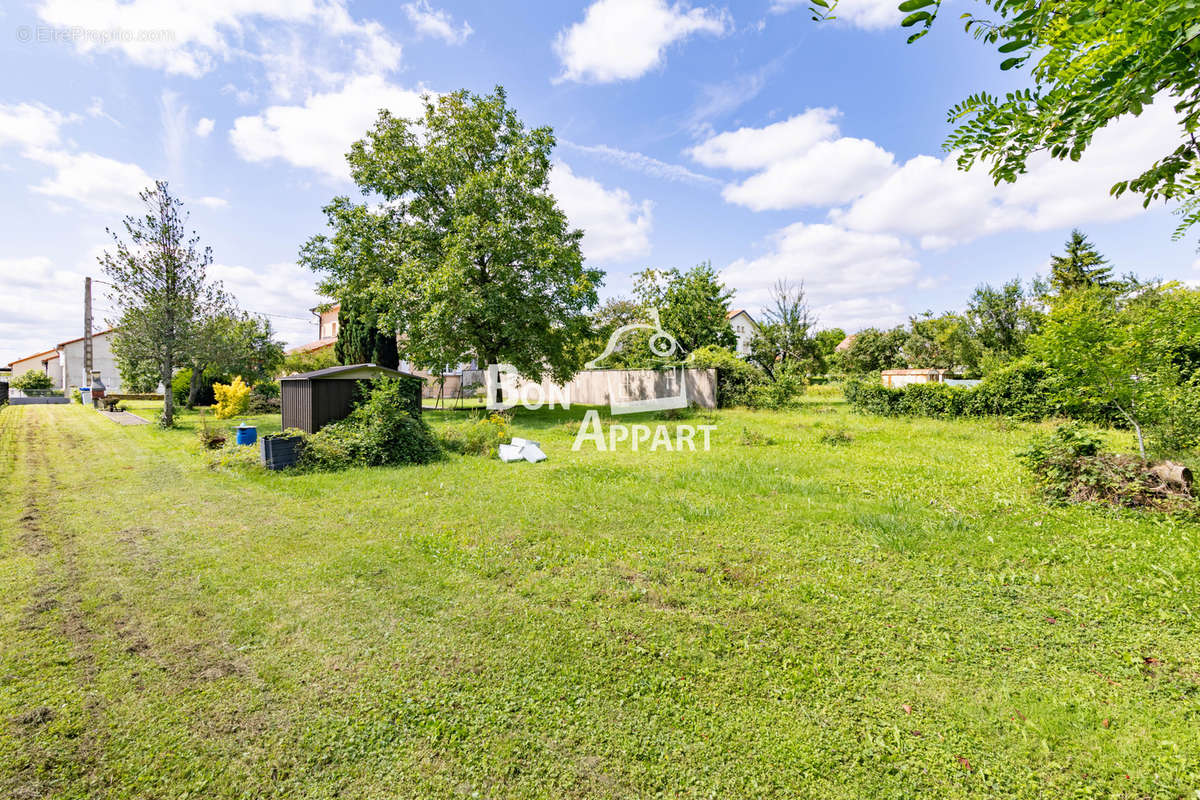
1149, 462, 1193, 493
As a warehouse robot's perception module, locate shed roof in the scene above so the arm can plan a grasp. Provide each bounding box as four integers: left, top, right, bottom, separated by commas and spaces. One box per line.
280, 363, 421, 381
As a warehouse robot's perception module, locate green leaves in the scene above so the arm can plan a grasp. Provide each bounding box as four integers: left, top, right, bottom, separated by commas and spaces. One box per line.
882, 0, 1200, 244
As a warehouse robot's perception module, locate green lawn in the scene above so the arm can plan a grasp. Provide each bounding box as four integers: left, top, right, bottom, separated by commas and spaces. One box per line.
1, 397, 1198, 798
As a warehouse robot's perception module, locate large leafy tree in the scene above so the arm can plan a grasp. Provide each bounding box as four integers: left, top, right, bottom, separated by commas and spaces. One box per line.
631, 262, 736, 353
1030, 282, 1200, 458
836, 327, 908, 374
966, 278, 1044, 364
903, 311, 982, 373
812, 0, 1200, 240
184, 313, 284, 406
301, 87, 602, 393
102, 182, 224, 426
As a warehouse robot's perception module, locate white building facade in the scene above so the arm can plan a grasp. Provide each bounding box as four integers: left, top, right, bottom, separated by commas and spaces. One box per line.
727, 309, 759, 357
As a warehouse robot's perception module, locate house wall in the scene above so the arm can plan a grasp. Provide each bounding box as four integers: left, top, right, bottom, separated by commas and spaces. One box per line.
318, 308, 339, 341
9, 353, 61, 388
729, 312, 757, 356
58, 332, 123, 393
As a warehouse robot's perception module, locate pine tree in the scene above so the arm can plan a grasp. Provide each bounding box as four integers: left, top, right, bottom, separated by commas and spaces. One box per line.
335, 303, 399, 369
1049, 229, 1114, 294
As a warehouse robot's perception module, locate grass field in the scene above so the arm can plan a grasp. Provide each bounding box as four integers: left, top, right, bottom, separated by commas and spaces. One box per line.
1, 396, 1198, 798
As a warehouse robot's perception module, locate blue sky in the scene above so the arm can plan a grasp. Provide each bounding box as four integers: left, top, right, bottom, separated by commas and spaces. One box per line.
1, 0, 1197, 365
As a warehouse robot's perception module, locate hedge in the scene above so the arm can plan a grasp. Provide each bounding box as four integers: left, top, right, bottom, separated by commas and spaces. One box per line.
843, 359, 1059, 421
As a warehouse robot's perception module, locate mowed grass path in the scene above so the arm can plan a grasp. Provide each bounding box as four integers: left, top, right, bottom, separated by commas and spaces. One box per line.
1, 399, 1198, 798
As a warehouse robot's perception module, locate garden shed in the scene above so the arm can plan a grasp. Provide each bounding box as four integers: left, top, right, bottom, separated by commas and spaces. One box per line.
280, 364, 423, 434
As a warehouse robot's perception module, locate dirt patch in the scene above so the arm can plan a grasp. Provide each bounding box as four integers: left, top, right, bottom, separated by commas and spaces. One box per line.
12, 706, 55, 727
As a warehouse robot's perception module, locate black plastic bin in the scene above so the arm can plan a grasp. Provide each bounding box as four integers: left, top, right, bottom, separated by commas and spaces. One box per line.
260, 434, 303, 470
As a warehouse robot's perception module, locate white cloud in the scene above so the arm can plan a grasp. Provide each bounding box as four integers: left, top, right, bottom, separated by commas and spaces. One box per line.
36, 0, 402, 87
554, 0, 728, 84
770, 0, 900, 29
195, 117, 215, 137
160, 90, 190, 178
688, 108, 840, 169
0, 254, 108, 366
230, 75, 427, 181
25, 148, 155, 213
722, 222, 920, 310
722, 136, 896, 209
194, 196, 229, 208
812, 296, 907, 332
403, 0, 472, 44
834, 101, 1182, 247
208, 261, 322, 347
562, 141, 721, 186
550, 162, 653, 263
0, 102, 76, 149
691, 108, 896, 210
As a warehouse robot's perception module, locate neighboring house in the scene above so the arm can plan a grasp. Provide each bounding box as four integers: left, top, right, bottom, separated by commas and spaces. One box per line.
7, 328, 123, 394
834, 333, 858, 354
726, 309, 758, 357
9, 349, 61, 389
285, 303, 340, 357
57, 328, 121, 394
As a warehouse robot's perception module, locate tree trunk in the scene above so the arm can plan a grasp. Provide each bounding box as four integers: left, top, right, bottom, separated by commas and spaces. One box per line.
187, 365, 202, 408
1115, 403, 1146, 461
161, 359, 174, 427
1149, 462, 1193, 493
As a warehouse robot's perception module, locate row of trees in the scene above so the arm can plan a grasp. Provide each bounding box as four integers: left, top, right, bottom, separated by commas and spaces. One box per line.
837, 230, 1118, 376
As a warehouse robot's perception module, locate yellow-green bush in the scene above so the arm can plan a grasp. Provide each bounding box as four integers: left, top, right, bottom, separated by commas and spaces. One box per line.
213, 376, 252, 419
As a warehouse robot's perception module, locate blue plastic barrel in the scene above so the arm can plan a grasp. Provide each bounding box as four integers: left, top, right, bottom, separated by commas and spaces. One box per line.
80, 387, 91, 405
235, 425, 258, 446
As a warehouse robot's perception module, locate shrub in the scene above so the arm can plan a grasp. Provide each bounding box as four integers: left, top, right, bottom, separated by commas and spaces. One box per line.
739, 427, 776, 446
845, 360, 1061, 422
247, 381, 282, 414
172, 368, 228, 407
298, 377, 441, 470
1017, 423, 1196, 512
820, 429, 854, 446
71, 388, 82, 404
213, 376, 252, 419
439, 412, 512, 457
11, 371, 54, 392
1144, 378, 1200, 455
843, 380, 903, 416
747, 368, 806, 410
196, 412, 227, 450
688, 345, 765, 408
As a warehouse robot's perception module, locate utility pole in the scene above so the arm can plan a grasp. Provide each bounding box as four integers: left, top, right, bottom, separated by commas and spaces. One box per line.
84, 276, 93, 387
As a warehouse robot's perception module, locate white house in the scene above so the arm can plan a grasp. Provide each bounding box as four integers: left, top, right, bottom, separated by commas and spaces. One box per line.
56, 328, 122, 393
7, 328, 124, 394
727, 309, 759, 357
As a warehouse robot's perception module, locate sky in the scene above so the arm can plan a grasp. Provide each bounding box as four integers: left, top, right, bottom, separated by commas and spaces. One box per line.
2, 0, 1198, 366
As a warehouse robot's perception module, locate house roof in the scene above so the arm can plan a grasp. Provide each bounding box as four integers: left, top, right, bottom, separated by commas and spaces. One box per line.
280, 363, 422, 381
310, 302, 341, 315
880, 368, 945, 375
285, 339, 336, 356
56, 328, 115, 348
834, 334, 858, 352
727, 308, 757, 327
8, 348, 60, 367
